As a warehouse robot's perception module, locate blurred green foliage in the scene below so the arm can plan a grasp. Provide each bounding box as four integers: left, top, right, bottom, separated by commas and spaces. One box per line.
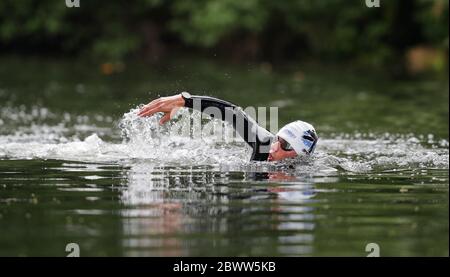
0, 0, 448, 69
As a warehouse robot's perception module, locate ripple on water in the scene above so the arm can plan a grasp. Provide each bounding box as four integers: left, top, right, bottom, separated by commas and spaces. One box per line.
0, 107, 448, 174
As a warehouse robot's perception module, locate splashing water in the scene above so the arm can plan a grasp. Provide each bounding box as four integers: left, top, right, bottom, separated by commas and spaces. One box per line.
0, 106, 448, 174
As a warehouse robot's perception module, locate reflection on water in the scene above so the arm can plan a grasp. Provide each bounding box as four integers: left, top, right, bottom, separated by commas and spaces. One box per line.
0, 143, 448, 256
0, 105, 448, 256
0, 58, 448, 256
13, 158, 448, 257
119, 163, 319, 256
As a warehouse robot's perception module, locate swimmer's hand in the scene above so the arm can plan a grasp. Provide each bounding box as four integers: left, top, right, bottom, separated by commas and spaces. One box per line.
137, 94, 185, 125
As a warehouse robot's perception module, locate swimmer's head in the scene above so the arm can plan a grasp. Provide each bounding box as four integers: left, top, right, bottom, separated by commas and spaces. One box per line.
268, 120, 318, 162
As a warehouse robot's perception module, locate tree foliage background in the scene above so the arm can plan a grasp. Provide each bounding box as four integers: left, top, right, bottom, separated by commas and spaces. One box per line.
0, 0, 448, 71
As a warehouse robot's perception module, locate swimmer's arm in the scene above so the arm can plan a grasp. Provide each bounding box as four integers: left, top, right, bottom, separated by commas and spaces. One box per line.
138, 93, 242, 124
183, 94, 273, 147
183, 95, 239, 118
138, 93, 272, 147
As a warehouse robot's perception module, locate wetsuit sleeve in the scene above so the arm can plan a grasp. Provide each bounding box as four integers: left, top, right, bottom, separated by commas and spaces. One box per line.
183, 95, 274, 161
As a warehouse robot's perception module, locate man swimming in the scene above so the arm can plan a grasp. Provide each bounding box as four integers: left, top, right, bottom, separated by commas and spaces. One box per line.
138, 92, 318, 162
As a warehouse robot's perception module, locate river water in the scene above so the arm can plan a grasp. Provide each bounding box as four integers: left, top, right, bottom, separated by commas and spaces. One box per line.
0, 57, 448, 256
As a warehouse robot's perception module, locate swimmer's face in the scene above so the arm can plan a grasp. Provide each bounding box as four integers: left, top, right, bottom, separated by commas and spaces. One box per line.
268, 137, 297, 162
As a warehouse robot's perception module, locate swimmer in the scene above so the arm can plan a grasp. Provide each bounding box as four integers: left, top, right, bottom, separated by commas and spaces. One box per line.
138, 92, 318, 162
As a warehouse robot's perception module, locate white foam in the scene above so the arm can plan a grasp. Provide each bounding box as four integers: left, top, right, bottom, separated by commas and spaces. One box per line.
0, 107, 448, 173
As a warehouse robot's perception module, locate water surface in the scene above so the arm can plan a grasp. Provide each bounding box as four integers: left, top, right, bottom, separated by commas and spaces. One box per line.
0, 57, 448, 256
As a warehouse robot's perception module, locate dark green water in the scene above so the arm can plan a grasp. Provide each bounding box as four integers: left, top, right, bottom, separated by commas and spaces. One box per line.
0, 56, 448, 256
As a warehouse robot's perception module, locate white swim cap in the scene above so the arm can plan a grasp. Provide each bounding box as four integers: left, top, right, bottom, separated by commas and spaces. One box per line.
276, 120, 318, 156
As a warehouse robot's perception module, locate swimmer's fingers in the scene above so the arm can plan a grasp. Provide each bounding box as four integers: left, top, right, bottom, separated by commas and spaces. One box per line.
137, 107, 148, 117
138, 101, 165, 117
138, 98, 162, 116
159, 113, 171, 125
137, 105, 151, 117
159, 107, 180, 125
139, 106, 161, 117
138, 94, 183, 117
